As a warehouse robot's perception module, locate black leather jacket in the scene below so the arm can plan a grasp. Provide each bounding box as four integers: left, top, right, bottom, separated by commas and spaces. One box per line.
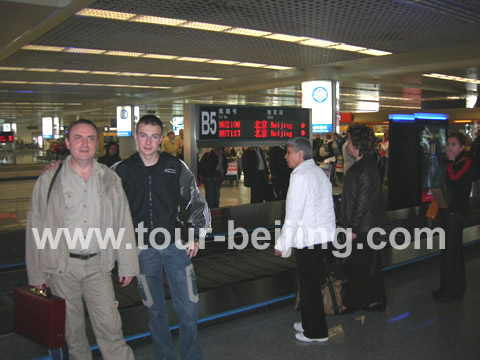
115, 152, 210, 246
340, 154, 385, 234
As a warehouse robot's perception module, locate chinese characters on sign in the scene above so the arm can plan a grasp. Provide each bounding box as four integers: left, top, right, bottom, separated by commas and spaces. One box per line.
199, 105, 310, 142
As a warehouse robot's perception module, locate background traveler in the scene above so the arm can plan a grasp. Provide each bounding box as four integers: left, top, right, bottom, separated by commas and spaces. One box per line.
433, 132, 472, 302
340, 124, 386, 313
199, 148, 227, 208
274, 137, 336, 343
98, 141, 121, 167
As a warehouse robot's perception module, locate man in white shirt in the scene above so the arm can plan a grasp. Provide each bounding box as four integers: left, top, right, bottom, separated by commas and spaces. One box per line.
274, 137, 336, 343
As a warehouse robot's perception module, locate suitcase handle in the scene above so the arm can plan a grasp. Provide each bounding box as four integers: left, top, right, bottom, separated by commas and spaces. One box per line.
29, 287, 53, 298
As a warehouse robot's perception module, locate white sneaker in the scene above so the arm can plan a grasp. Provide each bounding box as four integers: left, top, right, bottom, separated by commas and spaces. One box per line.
295, 332, 329, 343
293, 322, 304, 332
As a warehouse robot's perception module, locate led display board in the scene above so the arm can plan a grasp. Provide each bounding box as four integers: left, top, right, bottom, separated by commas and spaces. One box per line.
197, 105, 310, 145
0, 131, 14, 143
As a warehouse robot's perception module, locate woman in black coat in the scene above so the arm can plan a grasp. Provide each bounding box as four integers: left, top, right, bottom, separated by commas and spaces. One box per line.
341, 124, 386, 312
433, 132, 472, 302
98, 141, 121, 168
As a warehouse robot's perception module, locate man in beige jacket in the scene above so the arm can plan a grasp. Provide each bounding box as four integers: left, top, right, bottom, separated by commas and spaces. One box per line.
26, 119, 139, 360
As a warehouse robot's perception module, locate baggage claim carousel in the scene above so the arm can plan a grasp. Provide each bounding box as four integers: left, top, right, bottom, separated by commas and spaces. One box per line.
1, 194, 480, 359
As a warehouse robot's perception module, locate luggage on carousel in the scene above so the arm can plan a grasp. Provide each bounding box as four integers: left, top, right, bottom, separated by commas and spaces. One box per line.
14, 286, 66, 349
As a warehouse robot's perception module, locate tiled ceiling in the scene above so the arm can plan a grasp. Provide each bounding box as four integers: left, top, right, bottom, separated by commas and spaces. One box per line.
0, 0, 479, 128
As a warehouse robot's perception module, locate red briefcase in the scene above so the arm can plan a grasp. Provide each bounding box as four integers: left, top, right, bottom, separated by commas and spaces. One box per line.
13, 286, 66, 349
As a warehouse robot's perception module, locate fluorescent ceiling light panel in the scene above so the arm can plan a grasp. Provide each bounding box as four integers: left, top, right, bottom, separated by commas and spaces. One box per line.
59, 69, 90, 74
329, 43, 366, 52
180, 22, 231, 31
76, 8, 135, 20
28, 81, 55, 85
0, 66, 25, 71
423, 73, 480, 84
117, 72, 149, 76
358, 49, 392, 56
0, 80, 28, 84
206, 59, 239, 65
263, 33, 307, 42
26, 68, 57, 72
148, 74, 174, 78
299, 38, 339, 47
90, 71, 119, 75
176, 56, 209, 62
173, 75, 201, 80
224, 28, 271, 36
22, 45, 66, 52
64, 47, 106, 54
141, 54, 177, 60
236, 62, 266, 68
264, 65, 293, 70
131, 15, 185, 26
104, 50, 144, 57
380, 104, 419, 109
76, 8, 391, 57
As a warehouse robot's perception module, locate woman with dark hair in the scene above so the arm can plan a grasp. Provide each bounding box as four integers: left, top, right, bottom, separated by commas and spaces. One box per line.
341, 124, 386, 312
433, 132, 472, 302
98, 141, 121, 167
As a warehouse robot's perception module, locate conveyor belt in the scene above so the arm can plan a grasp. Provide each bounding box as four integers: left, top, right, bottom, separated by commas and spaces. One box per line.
2, 200, 480, 359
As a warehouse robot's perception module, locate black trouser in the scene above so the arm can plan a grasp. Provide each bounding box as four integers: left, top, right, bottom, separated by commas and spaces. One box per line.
295, 245, 329, 339
343, 233, 386, 310
439, 211, 466, 298
250, 170, 268, 203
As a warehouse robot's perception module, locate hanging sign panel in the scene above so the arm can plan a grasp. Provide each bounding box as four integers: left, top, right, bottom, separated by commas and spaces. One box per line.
0, 131, 14, 143
42, 117, 53, 139
302, 80, 333, 133
116, 106, 132, 137
197, 105, 310, 145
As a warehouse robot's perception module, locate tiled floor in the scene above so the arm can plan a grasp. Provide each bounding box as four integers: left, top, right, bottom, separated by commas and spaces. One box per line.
126, 245, 480, 360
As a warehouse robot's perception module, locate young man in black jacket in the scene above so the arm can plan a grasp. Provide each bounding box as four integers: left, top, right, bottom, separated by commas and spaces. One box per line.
115, 115, 210, 360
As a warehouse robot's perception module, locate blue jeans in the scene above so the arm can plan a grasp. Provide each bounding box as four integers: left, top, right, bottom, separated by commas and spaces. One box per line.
137, 245, 202, 360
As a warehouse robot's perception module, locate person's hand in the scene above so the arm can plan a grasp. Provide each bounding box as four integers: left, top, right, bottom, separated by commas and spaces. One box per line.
186, 242, 200, 258
352, 233, 357, 240
42, 160, 61, 174
31, 283, 49, 290
119, 276, 133, 287
274, 249, 282, 256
